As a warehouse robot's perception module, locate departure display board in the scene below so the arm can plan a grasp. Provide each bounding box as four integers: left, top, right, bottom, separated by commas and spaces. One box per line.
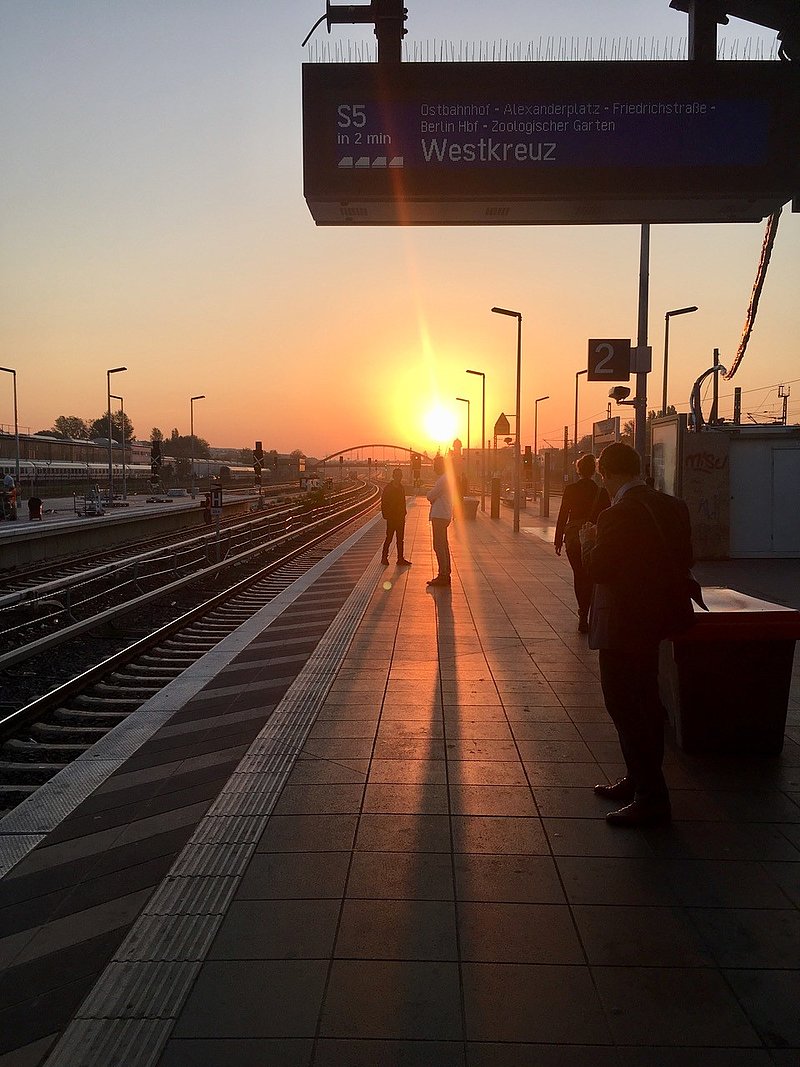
302, 61, 799, 225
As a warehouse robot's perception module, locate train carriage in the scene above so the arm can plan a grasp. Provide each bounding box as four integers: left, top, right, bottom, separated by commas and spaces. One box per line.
0, 458, 152, 493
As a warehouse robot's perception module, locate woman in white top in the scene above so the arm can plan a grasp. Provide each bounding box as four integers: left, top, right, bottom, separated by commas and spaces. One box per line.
426, 454, 453, 586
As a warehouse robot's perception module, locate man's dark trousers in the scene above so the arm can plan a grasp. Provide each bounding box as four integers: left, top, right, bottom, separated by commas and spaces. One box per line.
431, 518, 451, 578
382, 519, 405, 563
565, 538, 592, 620
598, 645, 668, 804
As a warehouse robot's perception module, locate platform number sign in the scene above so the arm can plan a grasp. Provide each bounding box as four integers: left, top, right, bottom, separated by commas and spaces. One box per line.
587, 339, 631, 382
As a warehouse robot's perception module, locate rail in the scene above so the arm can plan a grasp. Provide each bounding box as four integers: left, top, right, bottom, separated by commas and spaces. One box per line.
0, 485, 379, 742
0, 483, 365, 617
0, 484, 378, 675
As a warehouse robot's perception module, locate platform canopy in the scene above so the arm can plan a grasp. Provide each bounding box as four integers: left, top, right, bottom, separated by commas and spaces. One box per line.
303, 60, 800, 225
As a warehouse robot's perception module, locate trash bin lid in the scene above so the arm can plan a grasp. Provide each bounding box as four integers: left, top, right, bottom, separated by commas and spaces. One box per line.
683, 586, 800, 642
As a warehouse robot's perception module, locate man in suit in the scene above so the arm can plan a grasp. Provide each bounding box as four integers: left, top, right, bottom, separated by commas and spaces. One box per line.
580, 442, 693, 827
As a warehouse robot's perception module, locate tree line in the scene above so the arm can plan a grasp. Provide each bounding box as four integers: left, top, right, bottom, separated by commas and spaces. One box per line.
41, 414, 211, 459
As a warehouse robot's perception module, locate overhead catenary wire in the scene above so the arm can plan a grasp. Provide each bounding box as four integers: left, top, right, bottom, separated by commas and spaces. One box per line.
724, 208, 783, 380
571, 376, 800, 434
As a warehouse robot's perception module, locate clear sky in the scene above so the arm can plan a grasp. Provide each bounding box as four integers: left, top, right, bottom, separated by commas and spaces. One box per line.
1, 1, 797, 458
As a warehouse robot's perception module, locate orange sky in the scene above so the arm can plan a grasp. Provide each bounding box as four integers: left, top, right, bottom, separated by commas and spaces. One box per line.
2, 3, 798, 457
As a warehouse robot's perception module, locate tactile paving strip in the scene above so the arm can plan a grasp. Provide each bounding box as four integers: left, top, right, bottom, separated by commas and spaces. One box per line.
42, 544, 384, 1067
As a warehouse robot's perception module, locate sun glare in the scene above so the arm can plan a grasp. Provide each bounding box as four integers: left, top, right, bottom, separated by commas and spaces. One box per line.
423, 405, 457, 445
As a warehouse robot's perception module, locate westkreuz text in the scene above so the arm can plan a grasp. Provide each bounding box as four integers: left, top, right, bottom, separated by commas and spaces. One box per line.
421, 138, 557, 163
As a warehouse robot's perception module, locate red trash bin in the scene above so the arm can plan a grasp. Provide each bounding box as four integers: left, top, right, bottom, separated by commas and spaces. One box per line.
659, 587, 800, 756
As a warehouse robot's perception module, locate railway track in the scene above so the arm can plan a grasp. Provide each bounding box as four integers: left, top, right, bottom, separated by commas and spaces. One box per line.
0, 485, 380, 813
0, 483, 312, 591
0, 483, 368, 653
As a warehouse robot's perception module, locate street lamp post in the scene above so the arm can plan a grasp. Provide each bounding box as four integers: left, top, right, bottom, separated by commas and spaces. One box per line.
456, 397, 470, 493
106, 367, 126, 505
466, 368, 486, 512
0, 367, 19, 486
190, 395, 205, 499
491, 306, 522, 534
662, 305, 699, 415
110, 394, 127, 500
574, 369, 588, 460
534, 395, 549, 498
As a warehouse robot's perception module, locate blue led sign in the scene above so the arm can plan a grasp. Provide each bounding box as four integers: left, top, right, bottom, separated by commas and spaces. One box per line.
303, 61, 799, 224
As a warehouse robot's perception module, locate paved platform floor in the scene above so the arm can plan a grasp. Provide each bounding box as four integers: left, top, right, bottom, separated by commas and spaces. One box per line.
2, 502, 799, 1066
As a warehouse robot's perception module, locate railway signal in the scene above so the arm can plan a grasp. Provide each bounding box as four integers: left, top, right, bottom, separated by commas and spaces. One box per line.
253, 441, 264, 486
150, 439, 162, 486
523, 445, 533, 487
150, 439, 162, 471
411, 451, 422, 488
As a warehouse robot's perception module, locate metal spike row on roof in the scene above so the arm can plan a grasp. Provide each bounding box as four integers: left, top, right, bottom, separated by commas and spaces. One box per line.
308, 35, 778, 63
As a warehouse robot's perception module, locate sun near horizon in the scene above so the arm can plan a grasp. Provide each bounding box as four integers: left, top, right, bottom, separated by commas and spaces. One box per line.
422, 404, 458, 448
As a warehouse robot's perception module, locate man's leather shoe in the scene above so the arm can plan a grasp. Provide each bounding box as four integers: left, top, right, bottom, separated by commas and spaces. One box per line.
427, 576, 451, 586
397, 559, 412, 566
605, 800, 671, 827
594, 777, 635, 802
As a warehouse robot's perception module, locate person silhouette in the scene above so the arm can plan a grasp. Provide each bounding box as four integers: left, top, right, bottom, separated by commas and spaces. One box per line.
380, 468, 411, 566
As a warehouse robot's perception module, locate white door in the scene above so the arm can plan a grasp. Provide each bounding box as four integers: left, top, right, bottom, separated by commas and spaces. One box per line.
772, 448, 800, 556
729, 440, 770, 555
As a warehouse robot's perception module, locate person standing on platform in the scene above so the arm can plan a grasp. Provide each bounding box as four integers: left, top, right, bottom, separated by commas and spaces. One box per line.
2, 475, 17, 520
381, 468, 411, 566
580, 442, 694, 828
554, 454, 610, 633
426, 454, 453, 587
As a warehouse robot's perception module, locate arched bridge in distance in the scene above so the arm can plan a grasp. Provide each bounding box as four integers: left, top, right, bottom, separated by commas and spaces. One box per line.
315, 444, 433, 470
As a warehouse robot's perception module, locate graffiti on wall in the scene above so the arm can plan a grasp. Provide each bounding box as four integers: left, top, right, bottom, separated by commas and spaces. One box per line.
682, 437, 730, 559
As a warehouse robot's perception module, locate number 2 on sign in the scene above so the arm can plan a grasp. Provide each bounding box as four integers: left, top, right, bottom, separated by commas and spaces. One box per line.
593, 342, 615, 374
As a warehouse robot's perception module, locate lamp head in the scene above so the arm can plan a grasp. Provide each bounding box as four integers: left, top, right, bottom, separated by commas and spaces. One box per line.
609, 386, 631, 403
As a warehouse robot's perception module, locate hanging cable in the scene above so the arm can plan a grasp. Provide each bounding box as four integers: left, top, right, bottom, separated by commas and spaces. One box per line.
724, 207, 782, 379
301, 13, 328, 48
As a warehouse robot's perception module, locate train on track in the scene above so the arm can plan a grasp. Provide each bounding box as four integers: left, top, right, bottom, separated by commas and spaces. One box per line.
0, 458, 153, 493
0, 457, 294, 495
202, 463, 308, 489
188, 462, 271, 487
